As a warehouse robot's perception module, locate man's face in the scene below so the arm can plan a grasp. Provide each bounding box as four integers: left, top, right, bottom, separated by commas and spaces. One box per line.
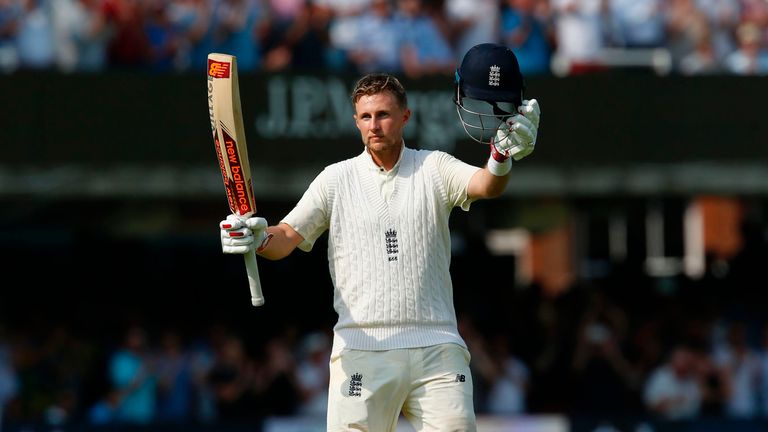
353, 91, 411, 153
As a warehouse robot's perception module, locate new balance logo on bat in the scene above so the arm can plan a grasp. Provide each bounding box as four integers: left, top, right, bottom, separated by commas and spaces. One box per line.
208, 59, 230, 78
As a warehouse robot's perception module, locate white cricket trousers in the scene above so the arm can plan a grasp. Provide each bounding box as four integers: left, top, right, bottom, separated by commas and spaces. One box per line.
327, 343, 476, 432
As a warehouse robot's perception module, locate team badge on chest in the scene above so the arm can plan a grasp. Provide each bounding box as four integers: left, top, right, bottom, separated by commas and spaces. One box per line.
385, 229, 398, 262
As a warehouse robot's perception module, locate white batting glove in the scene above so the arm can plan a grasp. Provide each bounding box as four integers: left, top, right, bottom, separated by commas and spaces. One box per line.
493, 99, 540, 161
220, 214, 272, 254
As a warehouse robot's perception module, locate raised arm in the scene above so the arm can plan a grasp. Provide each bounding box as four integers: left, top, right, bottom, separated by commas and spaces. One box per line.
467, 99, 541, 200
467, 163, 511, 199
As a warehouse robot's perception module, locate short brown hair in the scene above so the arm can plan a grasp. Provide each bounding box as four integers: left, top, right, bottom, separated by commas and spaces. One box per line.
350, 73, 408, 108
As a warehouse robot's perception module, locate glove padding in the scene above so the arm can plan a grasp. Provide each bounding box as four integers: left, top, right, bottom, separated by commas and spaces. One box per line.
220, 214, 271, 254
493, 99, 540, 161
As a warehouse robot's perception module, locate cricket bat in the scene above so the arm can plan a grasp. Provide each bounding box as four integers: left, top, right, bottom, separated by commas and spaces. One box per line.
207, 53, 264, 307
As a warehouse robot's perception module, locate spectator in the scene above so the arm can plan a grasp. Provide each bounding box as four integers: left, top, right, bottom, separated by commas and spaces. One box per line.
345, 0, 402, 73
550, 0, 610, 74
664, 0, 710, 71
154, 329, 194, 422
104, 0, 151, 68
501, 0, 553, 76
484, 335, 530, 416
394, 0, 455, 79
295, 330, 331, 416
209, 0, 265, 73
711, 321, 761, 418
527, 295, 578, 413
421, 0, 451, 42
262, 0, 303, 56
0, 0, 24, 71
740, 0, 768, 46
15, 0, 55, 69
206, 332, 257, 421
696, 339, 728, 416
263, 0, 335, 72
143, 2, 180, 72
724, 21, 768, 74
643, 344, 704, 420
50, 0, 112, 72
608, 0, 666, 48
444, 0, 499, 61
571, 295, 639, 415
252, 333, 301, 417
168, 0, 213, 70
108, 324, 157, 424
187, 328, 219, 423
695, 0, 740, 64
319, 0, 372, 72
678, 26, 722, 74
37, 325, 97, 426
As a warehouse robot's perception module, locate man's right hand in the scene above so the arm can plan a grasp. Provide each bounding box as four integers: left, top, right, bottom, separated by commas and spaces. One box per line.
220, 215, 272, 254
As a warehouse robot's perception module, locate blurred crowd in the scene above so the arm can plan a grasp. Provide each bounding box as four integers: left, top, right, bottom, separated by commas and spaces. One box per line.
0, 321, 338, 427
3, 269, 768, 427
0, 0, 767, 77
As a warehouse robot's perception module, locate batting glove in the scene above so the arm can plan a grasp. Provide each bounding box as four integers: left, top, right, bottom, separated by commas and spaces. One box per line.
494, 99, 540, 162
220, 215, 272, 254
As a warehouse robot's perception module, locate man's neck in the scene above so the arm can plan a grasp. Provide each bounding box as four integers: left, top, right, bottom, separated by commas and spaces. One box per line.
368, 143, 403, 171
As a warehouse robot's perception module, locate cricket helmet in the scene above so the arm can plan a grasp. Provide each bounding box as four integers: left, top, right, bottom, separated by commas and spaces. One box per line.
454, 43, 525, 144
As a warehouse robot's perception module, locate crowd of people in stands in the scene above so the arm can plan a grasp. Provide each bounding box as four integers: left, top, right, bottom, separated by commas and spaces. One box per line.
0, 0, 766, 76
3, 263, 768, 427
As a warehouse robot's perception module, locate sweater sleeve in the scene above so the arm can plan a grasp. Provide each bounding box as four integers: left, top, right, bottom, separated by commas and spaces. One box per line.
431, 151, 481, 211
281, 168, 331, 252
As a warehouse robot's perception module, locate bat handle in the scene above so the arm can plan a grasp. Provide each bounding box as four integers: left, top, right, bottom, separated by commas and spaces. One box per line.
244, 249, 265, 306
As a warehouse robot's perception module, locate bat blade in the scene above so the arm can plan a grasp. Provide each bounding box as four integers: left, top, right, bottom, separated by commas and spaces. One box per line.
207, 52, 264, 307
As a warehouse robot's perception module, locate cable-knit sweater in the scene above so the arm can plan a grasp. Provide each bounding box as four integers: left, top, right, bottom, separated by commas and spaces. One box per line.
282, 146, 479, 354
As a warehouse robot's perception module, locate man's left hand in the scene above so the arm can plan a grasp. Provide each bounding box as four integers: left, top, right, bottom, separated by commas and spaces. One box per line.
494, 99, 540, 161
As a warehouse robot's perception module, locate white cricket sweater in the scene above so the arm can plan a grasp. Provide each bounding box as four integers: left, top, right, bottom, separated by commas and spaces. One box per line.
282, 146, 479, 354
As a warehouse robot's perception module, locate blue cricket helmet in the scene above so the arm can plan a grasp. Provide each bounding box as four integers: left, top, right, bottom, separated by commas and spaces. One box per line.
454, 43, 525, 143
456, 43, 524, 106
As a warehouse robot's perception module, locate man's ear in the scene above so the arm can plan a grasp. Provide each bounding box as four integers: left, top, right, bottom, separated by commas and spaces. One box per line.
402, 108, 411, 124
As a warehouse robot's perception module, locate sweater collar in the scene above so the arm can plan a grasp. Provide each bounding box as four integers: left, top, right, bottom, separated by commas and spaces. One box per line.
361, 141, 406, 173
